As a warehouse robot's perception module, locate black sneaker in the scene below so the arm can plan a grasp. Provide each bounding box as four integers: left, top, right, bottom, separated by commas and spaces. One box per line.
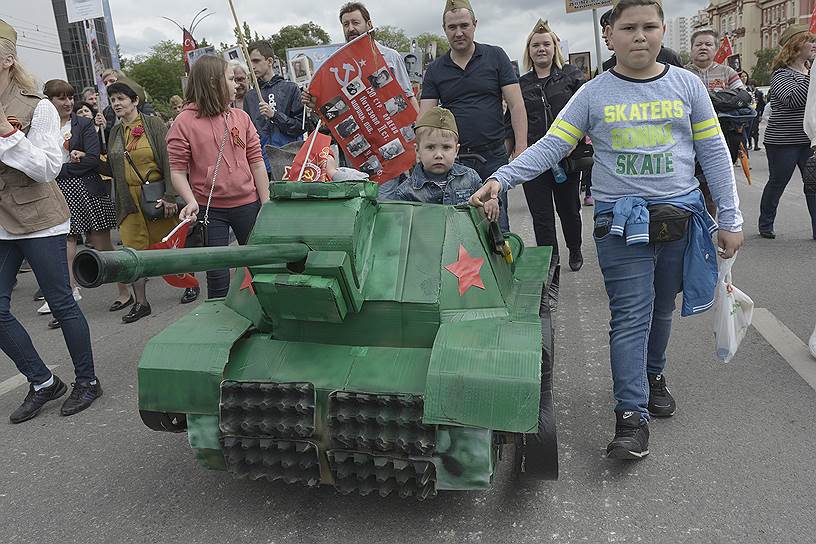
648, 373, 676, 417
60, 381, 103, 416
9, 375, 68, 423
606, 411, 650, 460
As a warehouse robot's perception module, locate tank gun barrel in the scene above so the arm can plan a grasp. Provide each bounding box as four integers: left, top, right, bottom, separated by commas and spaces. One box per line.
74, 244, 310, 288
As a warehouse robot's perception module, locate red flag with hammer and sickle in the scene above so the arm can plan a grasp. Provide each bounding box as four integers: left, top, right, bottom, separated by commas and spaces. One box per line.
308, 32, 417, 183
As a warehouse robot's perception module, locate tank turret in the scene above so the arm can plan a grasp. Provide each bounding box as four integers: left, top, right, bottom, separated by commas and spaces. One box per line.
77, 182, 559, 498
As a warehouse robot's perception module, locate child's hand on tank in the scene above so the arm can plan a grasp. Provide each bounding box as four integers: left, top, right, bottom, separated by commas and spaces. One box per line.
469, 179, 501, 214
483, 197, 500, 223
717, 230, 744, 259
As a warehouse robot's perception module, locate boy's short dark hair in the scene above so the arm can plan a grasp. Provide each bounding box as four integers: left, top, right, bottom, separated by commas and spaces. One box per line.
691, 29, 718, 46
339, 2, 371, 23
608, 0, 664, 27
248, 40, 275, 59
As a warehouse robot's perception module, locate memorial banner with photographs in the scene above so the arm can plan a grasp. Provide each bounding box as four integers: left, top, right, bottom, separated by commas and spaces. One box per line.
308, 33, 417, 183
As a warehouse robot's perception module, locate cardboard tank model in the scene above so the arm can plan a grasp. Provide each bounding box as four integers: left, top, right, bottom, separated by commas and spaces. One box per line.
75, 182, 558, 499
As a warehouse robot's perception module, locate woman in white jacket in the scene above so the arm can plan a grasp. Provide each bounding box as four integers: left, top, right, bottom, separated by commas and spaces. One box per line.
0, 19, 101, 422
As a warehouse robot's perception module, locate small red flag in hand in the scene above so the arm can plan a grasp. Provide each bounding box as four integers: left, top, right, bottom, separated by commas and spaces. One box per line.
714, 36, 733, 65
147, 219, 200, 289
284, 131, 333, 182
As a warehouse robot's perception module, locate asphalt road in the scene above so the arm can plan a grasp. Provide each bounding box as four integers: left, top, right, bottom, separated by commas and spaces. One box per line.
2, 147, 815, 544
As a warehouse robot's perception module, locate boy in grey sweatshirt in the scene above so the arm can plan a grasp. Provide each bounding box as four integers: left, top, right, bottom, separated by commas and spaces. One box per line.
470, 0, 744, 460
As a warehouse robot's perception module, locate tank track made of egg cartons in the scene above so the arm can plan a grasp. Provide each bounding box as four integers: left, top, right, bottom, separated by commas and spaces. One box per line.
327, 391, 438, 499
219, 381, 320, 487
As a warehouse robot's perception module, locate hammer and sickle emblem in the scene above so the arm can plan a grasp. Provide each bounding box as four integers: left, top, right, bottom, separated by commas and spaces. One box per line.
330, 61, 360, 87
657, 223, 669, 241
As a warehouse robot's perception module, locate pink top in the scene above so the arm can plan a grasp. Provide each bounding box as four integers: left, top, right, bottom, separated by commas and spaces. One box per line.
166, 104, 264, 208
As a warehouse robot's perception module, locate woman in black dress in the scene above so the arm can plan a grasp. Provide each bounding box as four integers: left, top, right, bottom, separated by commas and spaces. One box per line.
42, 80, 126, 327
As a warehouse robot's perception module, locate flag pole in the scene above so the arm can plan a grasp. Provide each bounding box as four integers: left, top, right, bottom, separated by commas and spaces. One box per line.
296, 120, 322, 181
226, 0, 261, 94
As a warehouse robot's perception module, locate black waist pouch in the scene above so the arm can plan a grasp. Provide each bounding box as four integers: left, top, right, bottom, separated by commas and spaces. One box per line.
648, 204, 691, 243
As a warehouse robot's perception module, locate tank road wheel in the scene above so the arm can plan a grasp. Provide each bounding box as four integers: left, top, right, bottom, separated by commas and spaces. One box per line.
513, 256, 559, 481
139, 410, 187, 433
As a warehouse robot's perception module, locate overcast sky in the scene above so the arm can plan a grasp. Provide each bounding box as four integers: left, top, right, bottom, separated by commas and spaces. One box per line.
110, 0, 709, 67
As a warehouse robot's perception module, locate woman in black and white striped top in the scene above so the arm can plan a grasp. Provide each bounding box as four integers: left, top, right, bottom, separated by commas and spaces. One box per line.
759, 26, 816, 239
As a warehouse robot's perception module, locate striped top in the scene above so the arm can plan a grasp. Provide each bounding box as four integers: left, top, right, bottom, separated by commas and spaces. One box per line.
765, 67, 810, 146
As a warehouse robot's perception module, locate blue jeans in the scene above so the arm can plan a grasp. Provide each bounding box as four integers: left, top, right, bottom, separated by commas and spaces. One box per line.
594, 215, 687, 420
0, 234, 96, 385
759, 144, 816, 235
458, 144, 510, 232
201, 201, 261, 299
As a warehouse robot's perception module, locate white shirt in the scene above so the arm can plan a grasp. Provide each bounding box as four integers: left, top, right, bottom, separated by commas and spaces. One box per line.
0, 99, 70, 239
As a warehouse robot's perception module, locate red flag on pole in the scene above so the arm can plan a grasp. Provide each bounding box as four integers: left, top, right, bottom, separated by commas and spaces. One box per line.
283, 130, 333, 182
147, 219, 200, 289
308, 32, 417, 183
183, 29, 197, 74
714, 36, 733, 65
810, 2, 816, 33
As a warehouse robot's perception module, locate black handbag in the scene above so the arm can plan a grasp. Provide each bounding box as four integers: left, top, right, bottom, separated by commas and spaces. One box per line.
124, 150, 166, 220
804, 149, 816, 196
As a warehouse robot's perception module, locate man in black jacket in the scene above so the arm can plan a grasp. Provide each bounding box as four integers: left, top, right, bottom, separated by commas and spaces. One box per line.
244, 40, 305, 176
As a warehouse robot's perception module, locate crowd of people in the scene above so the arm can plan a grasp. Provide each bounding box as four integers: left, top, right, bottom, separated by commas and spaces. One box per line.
0, 0, 814, 460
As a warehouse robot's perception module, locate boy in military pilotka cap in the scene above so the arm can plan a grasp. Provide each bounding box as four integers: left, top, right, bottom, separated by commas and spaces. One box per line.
394, 106, 490, 206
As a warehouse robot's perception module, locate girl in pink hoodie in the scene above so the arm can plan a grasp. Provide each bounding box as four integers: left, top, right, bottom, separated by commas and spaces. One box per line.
167, 55, 270, 299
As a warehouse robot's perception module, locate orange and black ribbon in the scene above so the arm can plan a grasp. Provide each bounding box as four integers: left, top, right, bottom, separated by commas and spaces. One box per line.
6, 115, 22, 131
230, 127, 245, 149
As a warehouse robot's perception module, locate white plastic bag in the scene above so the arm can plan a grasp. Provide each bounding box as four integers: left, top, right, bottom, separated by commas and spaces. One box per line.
712, 256, 754, 363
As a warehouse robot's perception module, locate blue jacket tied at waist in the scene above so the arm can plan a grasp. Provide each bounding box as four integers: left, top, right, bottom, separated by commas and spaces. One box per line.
595, 190, 719, 317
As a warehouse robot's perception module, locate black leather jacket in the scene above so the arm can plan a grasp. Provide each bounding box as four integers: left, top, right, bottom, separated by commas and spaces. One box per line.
509, 63, 586, 147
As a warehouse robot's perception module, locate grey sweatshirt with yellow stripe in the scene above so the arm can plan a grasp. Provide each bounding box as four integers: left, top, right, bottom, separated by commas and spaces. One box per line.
493, 65, 743, 231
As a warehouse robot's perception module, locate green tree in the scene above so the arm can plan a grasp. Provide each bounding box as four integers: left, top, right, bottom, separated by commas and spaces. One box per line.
678, 50, 690, 66
375, 26, 411, 52
415, 32, 450, 57
121, 40, 185, 106
269, 22, 330, 58
752, 48, 778, 85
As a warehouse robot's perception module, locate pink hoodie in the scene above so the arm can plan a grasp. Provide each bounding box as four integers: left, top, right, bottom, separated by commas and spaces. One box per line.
166, 104, 264, 208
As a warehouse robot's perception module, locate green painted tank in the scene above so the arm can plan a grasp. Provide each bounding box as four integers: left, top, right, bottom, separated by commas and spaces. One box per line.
74, 181, 558, 499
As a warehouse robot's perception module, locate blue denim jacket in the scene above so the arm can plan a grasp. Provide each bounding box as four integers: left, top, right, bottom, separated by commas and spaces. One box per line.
595, 189, 719, 317
394, 163, 483, 205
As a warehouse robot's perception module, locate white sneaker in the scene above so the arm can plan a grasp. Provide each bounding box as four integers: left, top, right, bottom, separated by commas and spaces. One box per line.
37, 288, 82, 315
810, 323, 816, 359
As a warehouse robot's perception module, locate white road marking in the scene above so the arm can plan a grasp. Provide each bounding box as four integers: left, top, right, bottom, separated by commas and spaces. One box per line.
0, 365, 60, 398
752, 308, 816, 391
